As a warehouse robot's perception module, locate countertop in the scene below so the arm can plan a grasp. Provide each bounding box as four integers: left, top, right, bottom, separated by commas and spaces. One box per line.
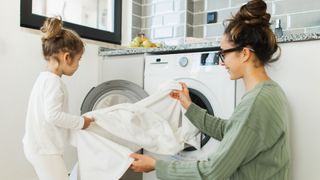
99, 32, 320, 56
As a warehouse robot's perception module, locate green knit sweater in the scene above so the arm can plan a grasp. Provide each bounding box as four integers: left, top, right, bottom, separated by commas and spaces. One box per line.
155, 80, 290, 180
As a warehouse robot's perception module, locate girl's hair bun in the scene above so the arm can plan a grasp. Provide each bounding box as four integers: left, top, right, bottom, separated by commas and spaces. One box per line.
40, 16, 63, 41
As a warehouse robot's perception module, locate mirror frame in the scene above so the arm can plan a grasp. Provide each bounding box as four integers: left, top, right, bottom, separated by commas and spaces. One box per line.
20, 0, 122, 44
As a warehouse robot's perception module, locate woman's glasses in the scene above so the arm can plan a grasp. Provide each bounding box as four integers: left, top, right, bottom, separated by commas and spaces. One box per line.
217, 46, 255, 63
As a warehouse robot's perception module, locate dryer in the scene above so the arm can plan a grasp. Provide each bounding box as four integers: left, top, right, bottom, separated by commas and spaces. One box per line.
143, 51, 236, 180
80, 54, 147, 180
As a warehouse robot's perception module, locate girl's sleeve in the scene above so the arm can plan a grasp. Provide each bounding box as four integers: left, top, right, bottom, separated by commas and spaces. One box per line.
43, 78, 84, 129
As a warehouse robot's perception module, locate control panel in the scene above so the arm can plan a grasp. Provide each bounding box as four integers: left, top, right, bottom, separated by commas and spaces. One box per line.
200, 52, 220, 66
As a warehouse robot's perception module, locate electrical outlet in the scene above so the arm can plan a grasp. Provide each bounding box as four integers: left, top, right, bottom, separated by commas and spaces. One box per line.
207, 11, 217, 24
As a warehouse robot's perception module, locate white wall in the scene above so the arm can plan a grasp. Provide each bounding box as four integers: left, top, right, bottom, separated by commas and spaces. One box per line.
236, 40, 320, 179
0, 1, 130, 180
268, 41, 320, 180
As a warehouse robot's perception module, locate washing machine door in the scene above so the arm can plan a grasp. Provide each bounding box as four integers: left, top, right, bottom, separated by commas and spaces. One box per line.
81, 80, 148, 114
174, 77, 224, 160
183, 87, 213, 151
80, 79, 148, 180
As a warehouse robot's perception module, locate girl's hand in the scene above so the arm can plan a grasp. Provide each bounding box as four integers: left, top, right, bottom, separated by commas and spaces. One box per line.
82, 116, 94, 129
170, 82, 192, 109
130, 153, 156, 173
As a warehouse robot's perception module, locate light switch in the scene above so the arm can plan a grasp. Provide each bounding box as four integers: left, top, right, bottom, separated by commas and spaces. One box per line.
207, 12, 218, 24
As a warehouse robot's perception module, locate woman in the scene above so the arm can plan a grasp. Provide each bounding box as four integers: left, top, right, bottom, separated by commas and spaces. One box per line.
129, 0, 290, 179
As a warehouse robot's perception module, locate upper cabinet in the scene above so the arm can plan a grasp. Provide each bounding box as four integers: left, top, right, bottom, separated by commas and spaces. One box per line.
21, 0, 122, 44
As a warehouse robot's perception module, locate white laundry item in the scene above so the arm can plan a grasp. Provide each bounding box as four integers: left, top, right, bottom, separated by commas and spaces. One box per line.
75, 131, 134, 180
71, 80, 200, 180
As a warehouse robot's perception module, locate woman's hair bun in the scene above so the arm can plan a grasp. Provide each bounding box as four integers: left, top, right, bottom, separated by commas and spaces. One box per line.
40, 16, 63, 41
235, 0, 270, 27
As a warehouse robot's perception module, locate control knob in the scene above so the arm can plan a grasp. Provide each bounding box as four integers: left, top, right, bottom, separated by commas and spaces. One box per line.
179, 57, 189, 67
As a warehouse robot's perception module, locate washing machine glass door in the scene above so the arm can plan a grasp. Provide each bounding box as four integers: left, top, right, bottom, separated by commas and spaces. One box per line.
92, 90, 140, 110
81, 80, 148, 114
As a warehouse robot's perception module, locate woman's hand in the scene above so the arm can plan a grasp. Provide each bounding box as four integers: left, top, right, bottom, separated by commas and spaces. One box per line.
82, 116, 94, 129
130, 153, 156, 173
170, 82, 192, 109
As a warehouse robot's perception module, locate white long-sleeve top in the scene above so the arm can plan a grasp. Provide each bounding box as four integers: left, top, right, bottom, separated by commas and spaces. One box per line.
23, 71, 84, 155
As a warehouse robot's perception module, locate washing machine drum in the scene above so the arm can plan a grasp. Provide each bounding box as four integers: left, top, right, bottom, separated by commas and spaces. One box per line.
80, 80, 212, 152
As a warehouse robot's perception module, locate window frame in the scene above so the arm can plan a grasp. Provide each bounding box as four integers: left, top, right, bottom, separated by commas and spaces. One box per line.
20, 0, 122, 44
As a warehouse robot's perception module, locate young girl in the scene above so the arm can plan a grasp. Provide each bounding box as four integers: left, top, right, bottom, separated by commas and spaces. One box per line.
23, 17, 94, 180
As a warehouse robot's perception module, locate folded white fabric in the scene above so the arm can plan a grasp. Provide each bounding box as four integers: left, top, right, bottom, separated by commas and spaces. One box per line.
71, 80, 200, 180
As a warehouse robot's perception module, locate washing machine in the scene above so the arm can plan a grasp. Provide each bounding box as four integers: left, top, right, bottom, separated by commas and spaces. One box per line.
80, 54, 147, 180
143, 51, 236, 180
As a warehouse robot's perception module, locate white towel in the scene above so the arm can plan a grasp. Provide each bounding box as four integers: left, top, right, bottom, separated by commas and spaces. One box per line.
71, 80, 200, 180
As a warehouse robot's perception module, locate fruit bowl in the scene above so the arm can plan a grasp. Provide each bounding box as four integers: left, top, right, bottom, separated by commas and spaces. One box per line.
129, 33, 160, 48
